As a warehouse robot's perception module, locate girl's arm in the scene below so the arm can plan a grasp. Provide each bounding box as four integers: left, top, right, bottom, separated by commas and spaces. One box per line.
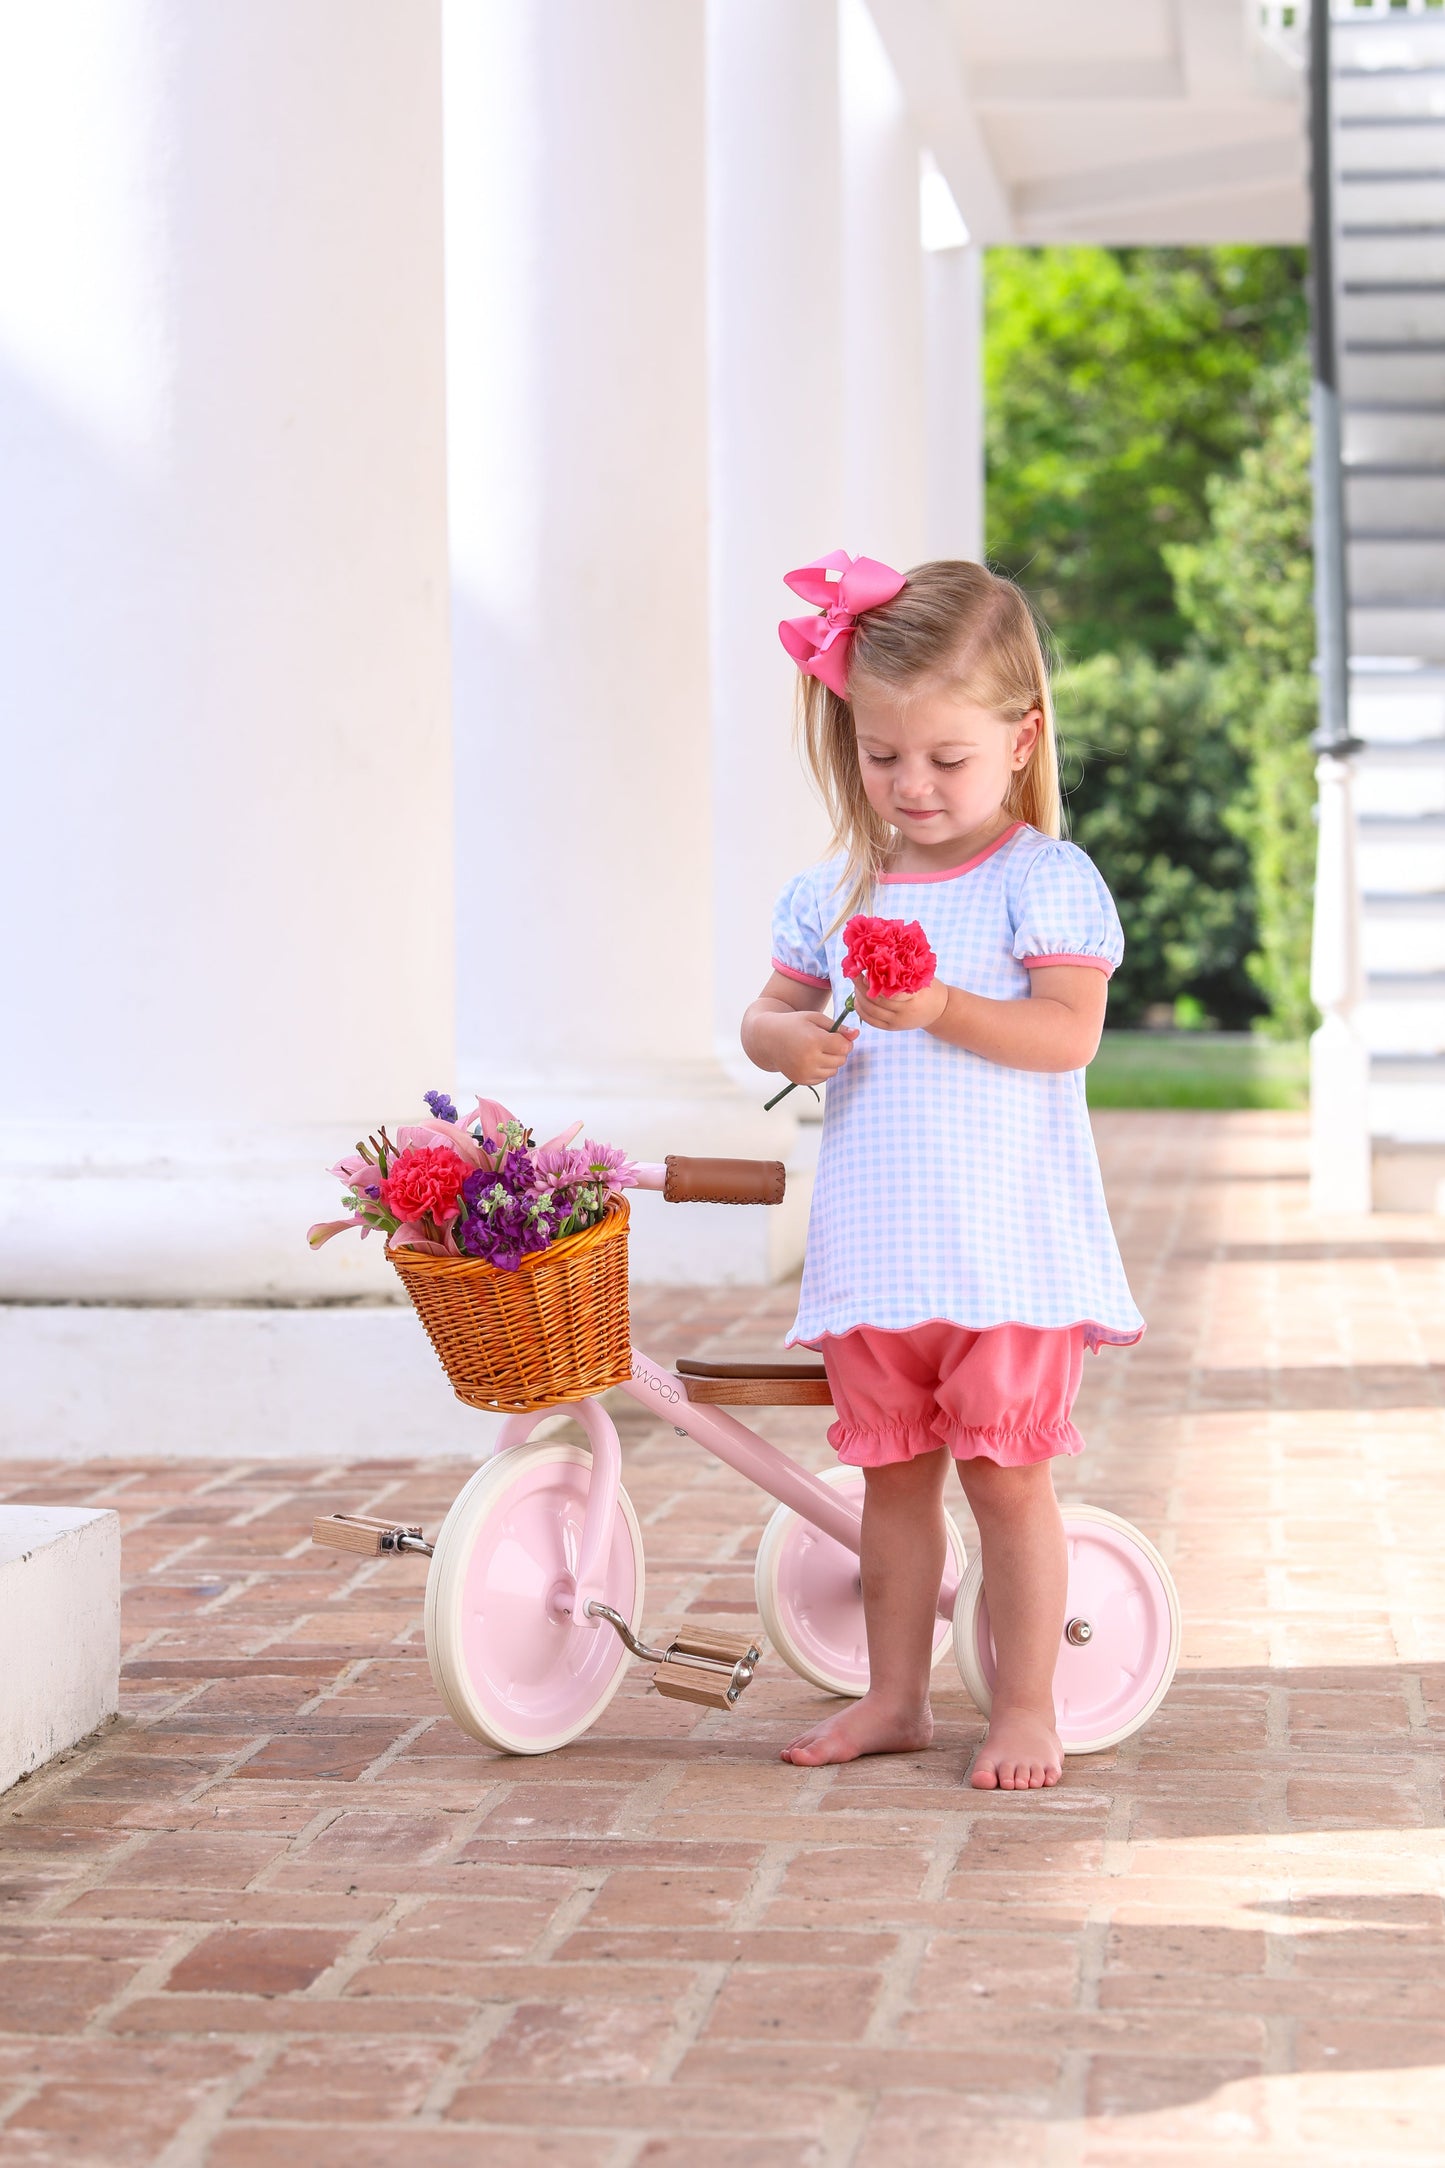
852, 964, 1108, 1073
742, 971, 860, 1087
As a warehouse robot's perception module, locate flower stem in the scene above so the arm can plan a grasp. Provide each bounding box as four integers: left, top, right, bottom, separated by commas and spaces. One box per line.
763, 995, 856, 1111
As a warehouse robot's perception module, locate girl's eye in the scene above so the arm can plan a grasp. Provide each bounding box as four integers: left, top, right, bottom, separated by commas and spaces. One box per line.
862, 752, 896, 767
934, 758, 967, 771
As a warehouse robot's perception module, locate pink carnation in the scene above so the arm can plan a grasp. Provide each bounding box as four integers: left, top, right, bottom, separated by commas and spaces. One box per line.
379, 1144, 471, 1227
842, 915, 937, 1000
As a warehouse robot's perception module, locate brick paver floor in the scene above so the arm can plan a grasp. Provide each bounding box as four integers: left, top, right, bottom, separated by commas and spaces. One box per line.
2, 1111, 1445, 2164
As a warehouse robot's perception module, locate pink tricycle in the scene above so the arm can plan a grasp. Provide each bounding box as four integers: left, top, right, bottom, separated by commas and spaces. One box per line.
314, 1154, 1180, 1757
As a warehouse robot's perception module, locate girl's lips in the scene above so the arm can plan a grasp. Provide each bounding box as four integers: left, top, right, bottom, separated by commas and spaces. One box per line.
898, 808, 942, 820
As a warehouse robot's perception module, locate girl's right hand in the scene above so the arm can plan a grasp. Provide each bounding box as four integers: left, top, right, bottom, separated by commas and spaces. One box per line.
773, 1008, 859, 1088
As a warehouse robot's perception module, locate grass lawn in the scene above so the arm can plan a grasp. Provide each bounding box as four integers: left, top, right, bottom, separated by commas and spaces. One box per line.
1088, 1031, 1308, 1111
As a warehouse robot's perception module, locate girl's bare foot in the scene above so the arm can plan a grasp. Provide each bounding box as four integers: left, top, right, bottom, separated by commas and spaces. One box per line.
782, 1692, 934, 1766
968, 1702, 1062, 1790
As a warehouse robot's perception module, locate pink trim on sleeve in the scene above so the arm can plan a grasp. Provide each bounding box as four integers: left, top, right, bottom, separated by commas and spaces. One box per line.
1020, 952, 1116, 978
772, 956, 831, 989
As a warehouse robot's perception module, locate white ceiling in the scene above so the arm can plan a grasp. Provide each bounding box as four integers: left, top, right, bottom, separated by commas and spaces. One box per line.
877, 0, 1309, 245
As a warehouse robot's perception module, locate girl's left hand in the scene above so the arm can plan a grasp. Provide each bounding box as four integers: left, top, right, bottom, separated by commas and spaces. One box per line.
851, 978, 949, 1033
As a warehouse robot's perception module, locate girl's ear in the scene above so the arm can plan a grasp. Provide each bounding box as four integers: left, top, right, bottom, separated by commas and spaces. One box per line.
1011, 708, 1044, 768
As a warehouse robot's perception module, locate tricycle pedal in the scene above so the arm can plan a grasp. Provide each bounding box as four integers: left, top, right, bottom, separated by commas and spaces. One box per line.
311, 1513, 434, 1558
584, 1601, 762, 1708
651, 1625, 762, 1711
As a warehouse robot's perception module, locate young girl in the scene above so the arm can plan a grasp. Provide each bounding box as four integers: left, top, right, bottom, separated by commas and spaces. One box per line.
742, 552, 1144, 1792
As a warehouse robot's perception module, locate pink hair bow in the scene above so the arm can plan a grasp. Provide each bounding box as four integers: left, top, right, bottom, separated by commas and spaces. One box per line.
778, 549, 907, 698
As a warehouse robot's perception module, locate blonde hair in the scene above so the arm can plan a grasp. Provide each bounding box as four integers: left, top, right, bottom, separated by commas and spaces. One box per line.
797, 559, 1062, 926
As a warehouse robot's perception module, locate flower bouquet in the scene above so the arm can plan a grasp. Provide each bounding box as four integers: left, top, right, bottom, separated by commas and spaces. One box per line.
765, 915, 937, 1110
309, 1091, 639, 1414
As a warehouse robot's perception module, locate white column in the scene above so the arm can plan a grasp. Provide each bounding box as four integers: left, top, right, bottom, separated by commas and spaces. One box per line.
447, 0, 801, 1282
0, 3, 453, 1303
707, 0, 842, 1076
1309, 749, 1373, 1213
839, 0, 928, 567
923, 240, 985, 561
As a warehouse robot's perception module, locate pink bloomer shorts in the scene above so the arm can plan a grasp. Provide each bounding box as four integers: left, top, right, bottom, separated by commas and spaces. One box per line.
818, 1321, 1087, 1469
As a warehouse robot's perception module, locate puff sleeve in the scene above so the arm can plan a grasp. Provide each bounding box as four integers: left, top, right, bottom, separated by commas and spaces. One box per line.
770, 868, 831, 989
1012, 842, 1124, 977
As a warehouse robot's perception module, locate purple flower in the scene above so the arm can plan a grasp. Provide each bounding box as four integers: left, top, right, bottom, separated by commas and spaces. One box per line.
461, 1169, 498, 1213
424, 1089, 458, 1124
457, 1193, 555, 1271
498, 1147, 537, 1196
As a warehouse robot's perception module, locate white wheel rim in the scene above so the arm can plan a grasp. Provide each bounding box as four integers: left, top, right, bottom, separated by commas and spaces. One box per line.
424, 1440, 645, 1755
952, 1503, 1181, 1754
755, 1464, 968, 1698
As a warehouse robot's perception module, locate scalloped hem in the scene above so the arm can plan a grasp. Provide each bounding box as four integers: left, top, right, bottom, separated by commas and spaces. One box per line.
793, 1315, 1144, 1354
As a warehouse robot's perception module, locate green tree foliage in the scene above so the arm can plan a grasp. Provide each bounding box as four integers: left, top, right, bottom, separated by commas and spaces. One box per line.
986, 246, 1316, 1033
986, 246, 1308, 663
1168, 384, 1318, 1037
1059, 652, 1258, 1027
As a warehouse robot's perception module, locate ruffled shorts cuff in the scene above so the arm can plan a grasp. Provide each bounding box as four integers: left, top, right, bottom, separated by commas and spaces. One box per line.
827, 1419, 944, 1467
939, 1418, 1084, 1468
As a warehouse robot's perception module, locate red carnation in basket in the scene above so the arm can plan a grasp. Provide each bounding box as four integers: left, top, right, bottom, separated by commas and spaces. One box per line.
378, 1144, 471, 1229
842, 915, 937, 1000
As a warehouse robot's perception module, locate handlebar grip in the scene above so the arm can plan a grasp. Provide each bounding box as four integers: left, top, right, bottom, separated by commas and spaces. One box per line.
662, 1155, 786, 1205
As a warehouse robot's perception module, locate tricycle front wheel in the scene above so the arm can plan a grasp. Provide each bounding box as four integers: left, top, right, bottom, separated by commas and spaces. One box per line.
425, 1439, 645, 1754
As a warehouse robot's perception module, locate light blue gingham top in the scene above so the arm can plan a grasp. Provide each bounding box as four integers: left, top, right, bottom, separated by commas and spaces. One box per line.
771, 822, 1144, 1350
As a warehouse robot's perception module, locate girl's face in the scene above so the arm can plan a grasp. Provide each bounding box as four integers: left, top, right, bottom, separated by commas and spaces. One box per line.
851, 681, 1042, 862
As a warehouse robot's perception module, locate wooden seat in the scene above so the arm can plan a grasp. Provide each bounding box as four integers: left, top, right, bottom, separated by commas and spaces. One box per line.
674, 1356, 833, 1407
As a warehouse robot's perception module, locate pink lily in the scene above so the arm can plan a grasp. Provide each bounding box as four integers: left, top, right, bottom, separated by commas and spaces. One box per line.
536, 1118, 585, 1157
327, 1151, 375, 1186
308, 1215, 368, 1248
394, 1120, 491, 1168
461, 1095, 518, 1143
387, 1219, 460, 1258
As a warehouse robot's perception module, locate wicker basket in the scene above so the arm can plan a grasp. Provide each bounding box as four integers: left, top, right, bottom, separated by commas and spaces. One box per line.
388, 1197, 631, 1414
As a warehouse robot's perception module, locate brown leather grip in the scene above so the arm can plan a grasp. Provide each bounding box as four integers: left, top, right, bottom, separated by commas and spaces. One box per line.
663, 1155, 786, 1206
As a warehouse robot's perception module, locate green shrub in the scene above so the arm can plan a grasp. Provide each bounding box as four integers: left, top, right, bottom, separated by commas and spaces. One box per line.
1059, 651, 1260, 1027
1167, 388, 1318, 1038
